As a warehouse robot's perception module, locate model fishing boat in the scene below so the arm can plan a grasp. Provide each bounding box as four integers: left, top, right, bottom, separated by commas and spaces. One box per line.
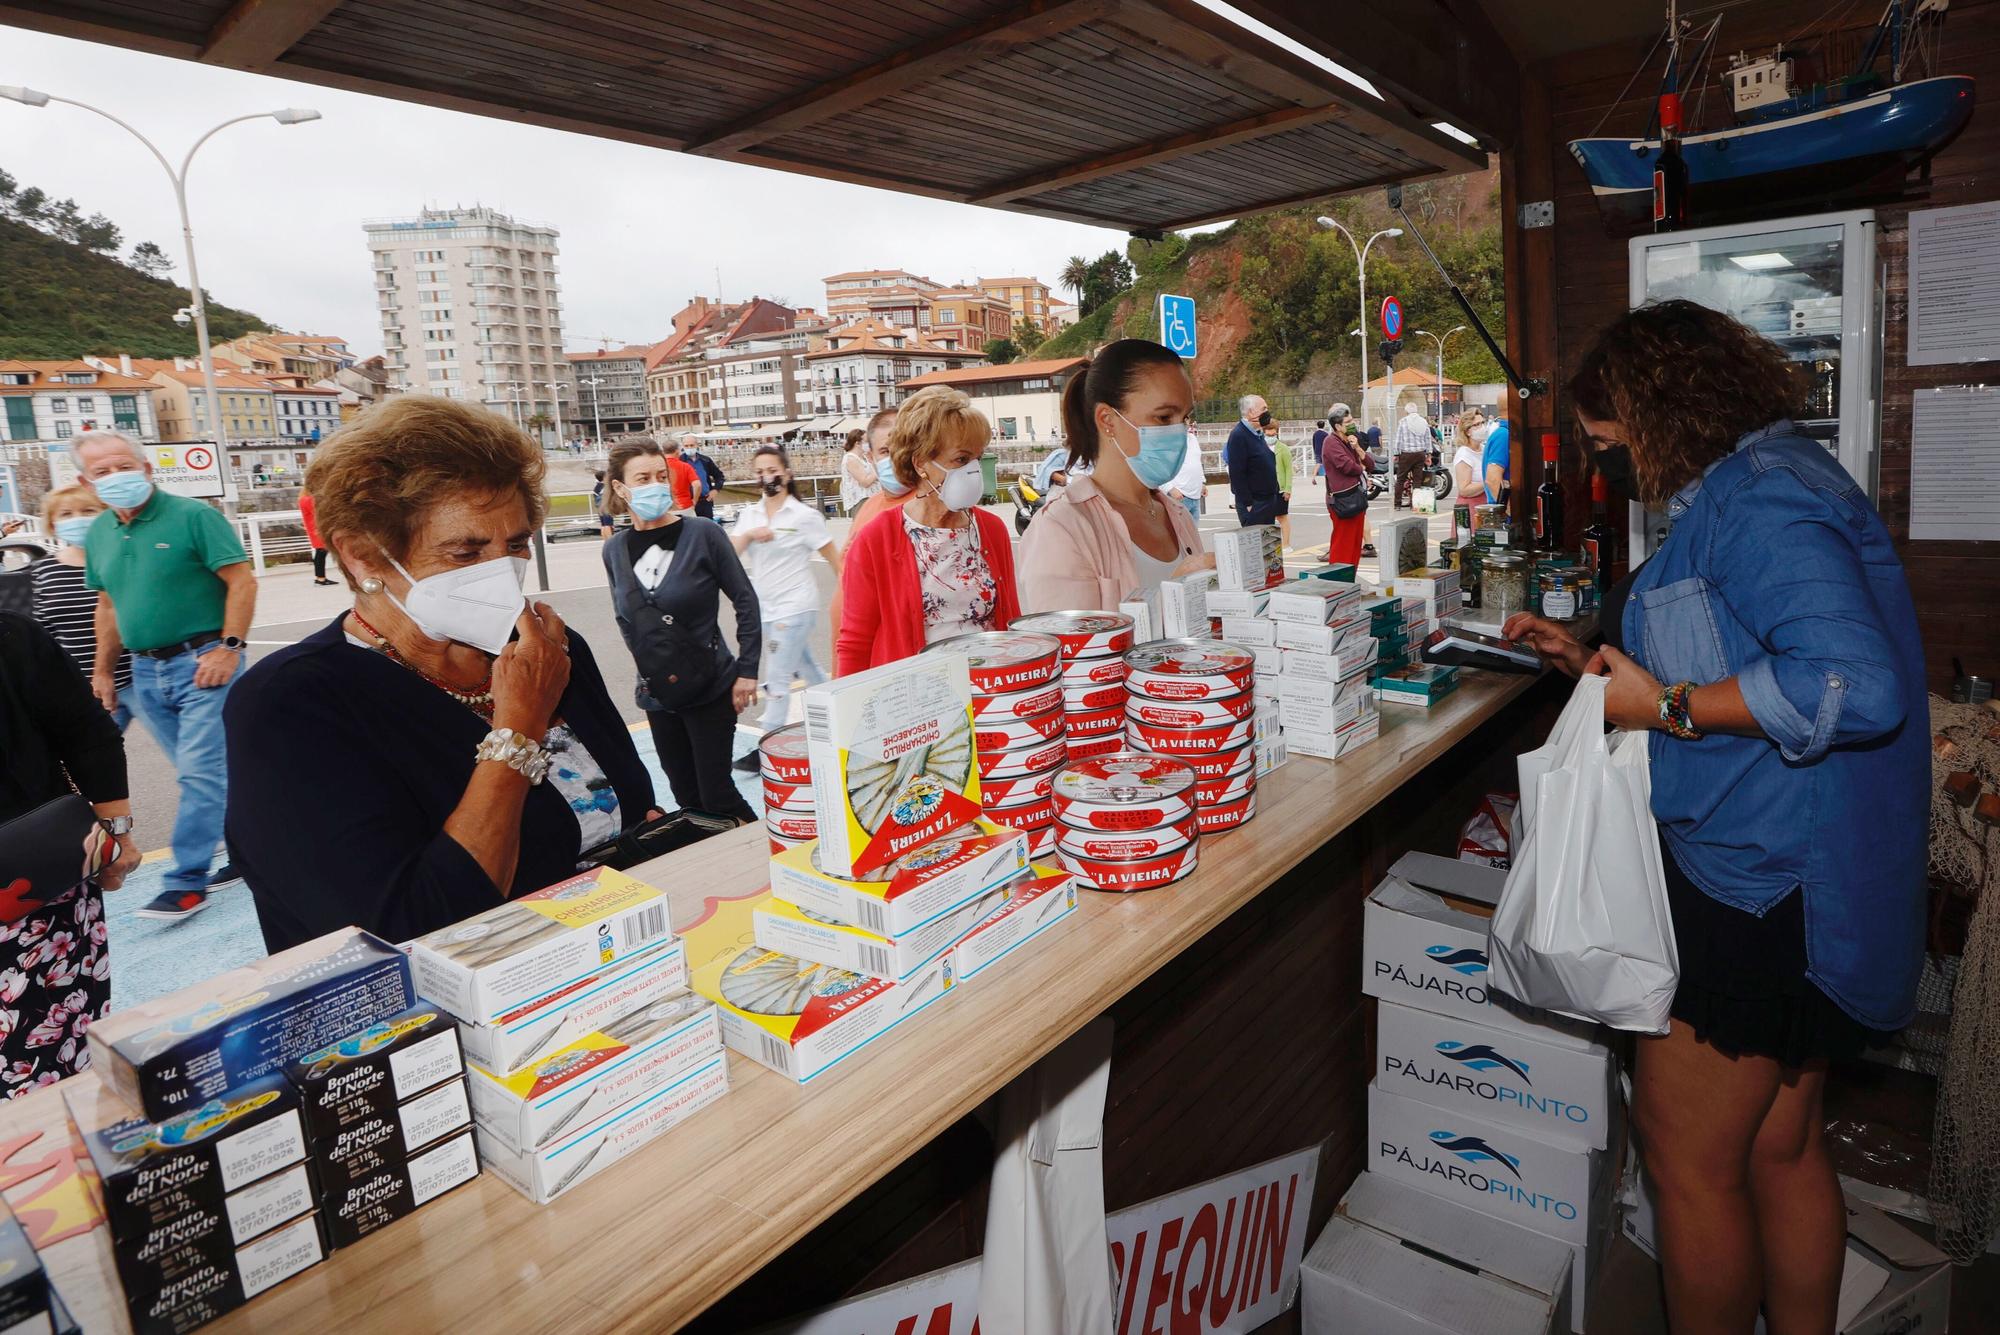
1569, 0, 1974, 228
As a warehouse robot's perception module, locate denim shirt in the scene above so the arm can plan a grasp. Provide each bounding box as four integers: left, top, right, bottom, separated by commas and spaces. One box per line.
1622, 421, 1928, 1030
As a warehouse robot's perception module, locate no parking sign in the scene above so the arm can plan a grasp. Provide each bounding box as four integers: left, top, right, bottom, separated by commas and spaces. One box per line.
151, 441, 226, 498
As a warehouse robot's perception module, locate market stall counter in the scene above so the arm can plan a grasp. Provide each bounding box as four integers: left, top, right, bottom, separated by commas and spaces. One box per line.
7, 661, 1574, 1334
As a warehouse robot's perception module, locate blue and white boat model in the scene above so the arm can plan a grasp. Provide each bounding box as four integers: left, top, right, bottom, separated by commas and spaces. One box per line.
1569, 0, 1974, 227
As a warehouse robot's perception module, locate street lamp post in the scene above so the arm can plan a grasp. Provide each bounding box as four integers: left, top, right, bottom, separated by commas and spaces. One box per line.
1316, 217, 1402, 427
1410, 326, 1469, 439
542, 381, 567, 450
0, 88, 319, 509
581, 375, 605, 446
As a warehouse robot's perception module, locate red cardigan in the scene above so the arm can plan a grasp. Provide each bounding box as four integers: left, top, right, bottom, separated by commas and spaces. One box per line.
835, 506, 1020, 676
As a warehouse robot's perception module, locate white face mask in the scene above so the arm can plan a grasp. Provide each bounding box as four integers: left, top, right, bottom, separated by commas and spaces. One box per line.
386, 554, 528, 656
930, 459, 985, 512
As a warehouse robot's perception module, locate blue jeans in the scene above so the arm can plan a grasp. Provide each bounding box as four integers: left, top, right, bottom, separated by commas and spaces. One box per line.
1180, 496, 1202, 524
759, 610, 826, 731
127, 651, 233, 893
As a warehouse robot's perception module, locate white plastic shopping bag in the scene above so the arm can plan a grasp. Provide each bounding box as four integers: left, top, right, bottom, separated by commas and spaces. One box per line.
1487, 674, 1679, 1033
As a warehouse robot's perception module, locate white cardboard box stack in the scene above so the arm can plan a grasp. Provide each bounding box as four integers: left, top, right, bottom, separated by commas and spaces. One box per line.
1355, 853, 1623, 1331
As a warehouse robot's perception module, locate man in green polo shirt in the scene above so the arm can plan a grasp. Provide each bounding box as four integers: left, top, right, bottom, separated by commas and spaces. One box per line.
78, 431, 257, 923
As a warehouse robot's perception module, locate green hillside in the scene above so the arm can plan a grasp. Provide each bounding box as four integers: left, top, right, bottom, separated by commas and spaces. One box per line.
1042, 170, 1506, 408
0, 215, 272, 359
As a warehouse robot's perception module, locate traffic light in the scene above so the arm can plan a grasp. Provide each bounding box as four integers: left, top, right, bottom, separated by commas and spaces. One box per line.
1379, 337, 1403, 366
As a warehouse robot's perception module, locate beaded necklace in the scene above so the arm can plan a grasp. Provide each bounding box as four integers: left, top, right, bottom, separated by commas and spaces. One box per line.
349, 609, 495, 719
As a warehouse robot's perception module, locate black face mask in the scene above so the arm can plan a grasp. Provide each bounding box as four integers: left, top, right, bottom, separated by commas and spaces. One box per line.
1594, 446, 1640, 504
1257, 411, 1273, 428
760, 477, 786, 497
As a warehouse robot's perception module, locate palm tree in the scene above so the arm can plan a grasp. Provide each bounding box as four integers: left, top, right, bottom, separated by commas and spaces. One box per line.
1059, 255, 1089, 308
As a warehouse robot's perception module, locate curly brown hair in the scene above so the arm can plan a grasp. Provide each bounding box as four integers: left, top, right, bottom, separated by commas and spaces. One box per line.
305, 396, 546, 589
1568, 299, 1802, 506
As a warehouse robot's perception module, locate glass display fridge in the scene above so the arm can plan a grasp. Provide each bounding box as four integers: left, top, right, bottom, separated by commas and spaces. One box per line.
1626, 208, 1883, 559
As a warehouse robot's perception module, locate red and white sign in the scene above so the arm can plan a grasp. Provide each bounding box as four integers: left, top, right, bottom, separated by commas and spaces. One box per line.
148, 441, 226, 499
762, 1145, 1320, 1335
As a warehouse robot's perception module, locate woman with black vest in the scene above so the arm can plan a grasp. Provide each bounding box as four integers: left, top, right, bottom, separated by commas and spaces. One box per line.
601, 436, 760, 823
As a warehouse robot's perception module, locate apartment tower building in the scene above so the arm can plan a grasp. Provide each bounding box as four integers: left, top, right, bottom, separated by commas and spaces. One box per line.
364, 206, 570, 432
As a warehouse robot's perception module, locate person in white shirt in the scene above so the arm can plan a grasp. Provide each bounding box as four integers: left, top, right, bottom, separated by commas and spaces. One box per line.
730, 445, 843, 763
1166, 424, 1207, 524
837, 429, 878, 516
1450, 408, 1490, 539
1391, 398, 1435, 510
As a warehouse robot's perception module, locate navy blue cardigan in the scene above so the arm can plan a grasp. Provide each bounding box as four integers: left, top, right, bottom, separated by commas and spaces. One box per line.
224, 616, 656, 952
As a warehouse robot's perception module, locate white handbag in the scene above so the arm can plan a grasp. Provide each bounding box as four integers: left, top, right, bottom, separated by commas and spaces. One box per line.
1488, 674, 1680, 1033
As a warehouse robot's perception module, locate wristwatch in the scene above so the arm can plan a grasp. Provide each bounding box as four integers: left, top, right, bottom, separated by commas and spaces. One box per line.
98, 815, 135, 836
475, 727, 552, 785
217, 635, 246, 653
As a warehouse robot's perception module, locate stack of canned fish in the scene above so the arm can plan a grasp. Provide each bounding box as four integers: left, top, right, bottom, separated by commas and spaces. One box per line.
1011, 610, 1138, 762
1051, 752, 1202, 892
757, 724, 817, 855
933, 630, 1070, 862
1121, 640, 1261, 834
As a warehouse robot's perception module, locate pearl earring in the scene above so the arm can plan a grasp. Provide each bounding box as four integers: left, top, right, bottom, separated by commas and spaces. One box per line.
360, 577, 383, 594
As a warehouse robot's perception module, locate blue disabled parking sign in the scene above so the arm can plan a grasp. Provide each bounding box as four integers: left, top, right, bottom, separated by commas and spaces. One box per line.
1158, 293, 1197, 358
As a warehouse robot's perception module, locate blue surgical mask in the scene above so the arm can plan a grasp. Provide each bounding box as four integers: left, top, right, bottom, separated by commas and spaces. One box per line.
626, 482, 675, 521
1114, 410, 1189, 490
91, 470, 153, 511
875, 455, 911, 496
54, 516, 96, 546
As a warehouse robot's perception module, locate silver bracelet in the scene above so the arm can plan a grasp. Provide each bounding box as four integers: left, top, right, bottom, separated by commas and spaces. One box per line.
474, 727, 551, 785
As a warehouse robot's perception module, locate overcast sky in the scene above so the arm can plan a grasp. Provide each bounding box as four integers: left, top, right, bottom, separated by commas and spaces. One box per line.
2, 28, 1130, 357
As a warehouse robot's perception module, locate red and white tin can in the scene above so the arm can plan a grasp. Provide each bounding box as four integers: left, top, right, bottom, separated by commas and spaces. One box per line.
979, 735, 1071, 781
763, 810, 819, 843
970, 679, 1065, 723
1194, 766, 1257, 809
1123, 640, 1258, 700
1061, 842, 1199, 892
1056, 813, 1197, 862
1125, 714, 1258, 755
1196, 789, 1257, 833
757, 724, 812, 785
1062, 679, 1128, 713
1063, 704, 1126, 740
989, 793, 1057, 832
1123, 690, 1257, 729
1064, 734, 1125, 761
768, 830, 811, 857
1059, 654, 1130, 688
930, 630, 1063, 696
1026, 822, 1062, 861
974, 707, 1067, 753
761, 778, 817, 815
1182, 741, 1257, 781
1051, 753, 1198, 830
980, 762, 1063, 812
1010, 610, 1135, 660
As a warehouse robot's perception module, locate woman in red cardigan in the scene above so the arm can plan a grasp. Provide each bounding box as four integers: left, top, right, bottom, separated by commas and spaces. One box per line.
836, 386, 1020, 675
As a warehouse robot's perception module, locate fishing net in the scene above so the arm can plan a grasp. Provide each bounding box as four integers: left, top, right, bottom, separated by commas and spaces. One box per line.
1926, 695, 2000, 1264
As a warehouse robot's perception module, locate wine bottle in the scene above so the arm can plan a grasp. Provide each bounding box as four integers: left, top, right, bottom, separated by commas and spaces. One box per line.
1534, 434, 1563, 550
1654, 91, 1690, 232
1582, 472, 1621, 593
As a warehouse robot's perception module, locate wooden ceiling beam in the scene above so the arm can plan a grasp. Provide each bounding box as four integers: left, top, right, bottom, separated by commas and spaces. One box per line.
686, 0, 1121, 156
199, 0, 344, 69
973, 103, 1349, 204
1152, 158, 1455, 231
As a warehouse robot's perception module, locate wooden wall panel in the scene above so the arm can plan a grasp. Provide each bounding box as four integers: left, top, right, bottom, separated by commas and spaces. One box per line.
1528, 0, 2000, 691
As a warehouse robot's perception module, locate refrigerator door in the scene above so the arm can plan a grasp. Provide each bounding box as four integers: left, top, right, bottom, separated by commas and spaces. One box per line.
1624, 209, 1880, 559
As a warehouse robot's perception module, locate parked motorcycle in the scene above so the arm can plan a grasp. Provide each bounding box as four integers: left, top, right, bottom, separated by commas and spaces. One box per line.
1011, 479, 1048, 536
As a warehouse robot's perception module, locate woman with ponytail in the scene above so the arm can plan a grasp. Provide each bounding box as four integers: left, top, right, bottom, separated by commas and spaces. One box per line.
1016, 339, 1207, 613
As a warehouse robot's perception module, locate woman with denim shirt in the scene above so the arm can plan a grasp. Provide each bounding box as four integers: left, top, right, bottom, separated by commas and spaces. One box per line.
1504, 301, 1926, 1335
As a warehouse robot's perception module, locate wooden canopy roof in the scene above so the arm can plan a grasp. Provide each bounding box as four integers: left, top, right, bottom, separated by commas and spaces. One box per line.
3, 0, 1489, 231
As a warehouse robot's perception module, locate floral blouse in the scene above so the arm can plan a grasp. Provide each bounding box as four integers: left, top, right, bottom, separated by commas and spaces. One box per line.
906, 511, 1000, 643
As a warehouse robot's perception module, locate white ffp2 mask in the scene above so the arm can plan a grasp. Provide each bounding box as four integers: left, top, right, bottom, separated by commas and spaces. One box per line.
386, 554, 528, 656
933, 460, 985, 512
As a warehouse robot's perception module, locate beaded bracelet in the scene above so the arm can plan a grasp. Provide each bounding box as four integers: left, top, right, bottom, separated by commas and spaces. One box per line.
1656, 681, 1702, 741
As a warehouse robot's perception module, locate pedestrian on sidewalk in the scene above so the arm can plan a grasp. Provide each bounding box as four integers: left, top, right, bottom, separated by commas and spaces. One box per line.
839, 429, 878, 517
1321, 415, 1369, 568
1391, 398, 1432, 509
225, 398, 661, 951
30, 484, 131, 730
1165, 420, 1206, 525
299, 489, 335, 585
672, 435, 721, 519
729, 446, 842, 772
1223, 395, 1284, 529
1264, 417, 1294, 550
603, 437, 760, 822
76, 430, 253, 923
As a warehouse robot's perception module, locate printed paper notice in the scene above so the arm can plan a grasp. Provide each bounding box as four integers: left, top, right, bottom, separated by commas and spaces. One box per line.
1909, 201, 2000, 366
1910, 386, 2000, 540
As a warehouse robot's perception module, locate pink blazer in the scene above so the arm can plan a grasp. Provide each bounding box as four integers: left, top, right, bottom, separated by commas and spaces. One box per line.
1016, 474, 1204, 613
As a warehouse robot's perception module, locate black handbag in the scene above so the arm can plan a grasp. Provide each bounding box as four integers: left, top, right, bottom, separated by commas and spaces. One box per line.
0, 793, 101, 919
580, 807, 747, 871
1330, 483, 1369, 519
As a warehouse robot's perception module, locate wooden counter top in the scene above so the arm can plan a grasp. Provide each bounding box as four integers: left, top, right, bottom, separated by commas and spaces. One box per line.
38, 665, 1557, 1334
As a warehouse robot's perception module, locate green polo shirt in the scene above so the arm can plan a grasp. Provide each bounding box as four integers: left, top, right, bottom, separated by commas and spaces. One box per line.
83, 490, 248, 652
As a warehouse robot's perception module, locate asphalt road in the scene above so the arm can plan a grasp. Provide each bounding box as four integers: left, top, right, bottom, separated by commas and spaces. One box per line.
120, 479, 1397, 862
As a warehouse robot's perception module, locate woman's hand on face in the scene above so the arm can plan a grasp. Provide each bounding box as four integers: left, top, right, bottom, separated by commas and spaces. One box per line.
730, 676, 758, 714
491, 602, 571, 739
1591, 643, 1664, 731
1500, 613, 1592, 678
